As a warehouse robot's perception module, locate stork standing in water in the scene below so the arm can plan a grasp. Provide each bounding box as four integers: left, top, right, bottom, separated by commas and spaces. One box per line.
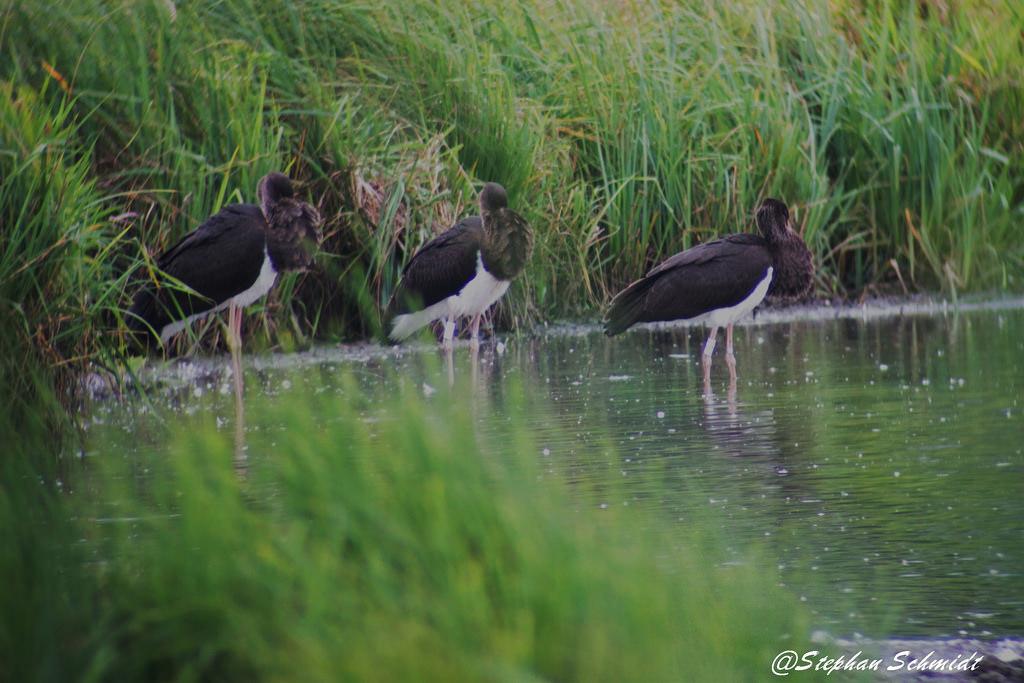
128, 171, 322, 350
604, 198, 813, 386
384, 182, 534, 349
128, 171, 322, 406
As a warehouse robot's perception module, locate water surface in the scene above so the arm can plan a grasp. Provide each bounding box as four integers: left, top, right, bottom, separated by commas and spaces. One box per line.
85, 298, 1024, 639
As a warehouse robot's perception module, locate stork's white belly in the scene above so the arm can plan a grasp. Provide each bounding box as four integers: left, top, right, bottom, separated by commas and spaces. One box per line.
159, 248, 277, 344
389, 252, 510, 341
679, 266, 773, 331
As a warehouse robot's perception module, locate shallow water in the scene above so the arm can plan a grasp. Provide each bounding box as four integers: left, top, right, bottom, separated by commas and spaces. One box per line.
84, 297, 1024, 639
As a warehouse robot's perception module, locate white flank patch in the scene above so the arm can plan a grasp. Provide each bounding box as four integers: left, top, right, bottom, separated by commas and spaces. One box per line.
390, 252, 510, 341
678, 266, 773, 333
159, 248, 277, 344
707, 266, 773, 328
232, 250, 278, 307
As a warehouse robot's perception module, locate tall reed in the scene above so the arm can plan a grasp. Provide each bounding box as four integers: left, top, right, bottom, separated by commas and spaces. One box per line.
1, 0, 1022, 369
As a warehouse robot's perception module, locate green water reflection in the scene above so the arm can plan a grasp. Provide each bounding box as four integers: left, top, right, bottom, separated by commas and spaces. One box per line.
86, 302, 1024, 639
505, 306, 1024, 639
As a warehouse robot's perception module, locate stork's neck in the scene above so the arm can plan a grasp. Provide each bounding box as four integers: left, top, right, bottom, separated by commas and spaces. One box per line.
480, 206, 497, 238
479, 206, 533, 281
767, 230, 813, 299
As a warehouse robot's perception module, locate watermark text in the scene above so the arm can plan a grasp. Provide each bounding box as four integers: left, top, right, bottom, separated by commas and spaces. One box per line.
771, 649, 983, 676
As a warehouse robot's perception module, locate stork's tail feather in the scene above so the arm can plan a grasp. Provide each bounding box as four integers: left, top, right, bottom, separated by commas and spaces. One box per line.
603, 278, 654, 336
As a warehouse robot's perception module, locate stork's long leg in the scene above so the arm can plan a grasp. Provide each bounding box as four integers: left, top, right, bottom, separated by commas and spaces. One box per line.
724, 323, 737, 381
469, 313, 483, 350
442, 318, 457, 348
701, 325, 718, 387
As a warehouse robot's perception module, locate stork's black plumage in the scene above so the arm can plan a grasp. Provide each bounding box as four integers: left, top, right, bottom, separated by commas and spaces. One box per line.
384, 183, 534, 346
604, 197, 812, 380
127, 172, 322, 351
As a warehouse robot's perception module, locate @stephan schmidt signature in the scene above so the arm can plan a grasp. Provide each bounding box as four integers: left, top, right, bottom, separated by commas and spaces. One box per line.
771, 649, 983, 676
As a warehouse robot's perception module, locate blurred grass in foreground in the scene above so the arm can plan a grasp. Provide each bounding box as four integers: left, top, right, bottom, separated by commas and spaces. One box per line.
4, 371, 844, 682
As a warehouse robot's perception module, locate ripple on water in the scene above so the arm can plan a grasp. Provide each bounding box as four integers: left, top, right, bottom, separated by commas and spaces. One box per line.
86, 299, 1024, 639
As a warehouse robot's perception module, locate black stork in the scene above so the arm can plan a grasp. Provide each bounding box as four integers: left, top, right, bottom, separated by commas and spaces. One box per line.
127, 171, 323, 353
603, 197, 812, 383
384, 182, 534, 348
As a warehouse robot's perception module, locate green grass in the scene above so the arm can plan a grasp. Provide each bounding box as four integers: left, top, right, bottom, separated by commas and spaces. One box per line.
3, 0, 1023, 373
4, 370, 841, 682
